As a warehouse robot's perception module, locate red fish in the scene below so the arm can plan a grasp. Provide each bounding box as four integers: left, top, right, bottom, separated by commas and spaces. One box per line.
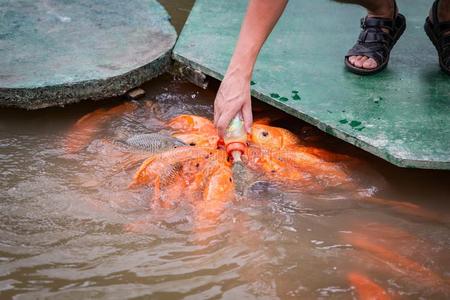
249, 124, 300, 150
167, 114, 217, 134
347, 272, 391, 300
360, 196, 446, 223
286, 145, 354, 163
129, 147, 214, 200
342, 232, 446, 289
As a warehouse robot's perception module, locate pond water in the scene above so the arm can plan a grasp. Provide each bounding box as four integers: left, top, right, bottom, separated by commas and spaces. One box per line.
1, 0, 450, 298
0, 75, 449, 300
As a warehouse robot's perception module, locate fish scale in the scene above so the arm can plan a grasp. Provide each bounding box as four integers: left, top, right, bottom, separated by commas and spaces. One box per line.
159, 162, 184, 187
125, 133, 186, 152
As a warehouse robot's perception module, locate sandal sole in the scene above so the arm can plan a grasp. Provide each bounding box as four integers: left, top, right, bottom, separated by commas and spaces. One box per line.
424, 18, 450, 75
344, 14, 406, 76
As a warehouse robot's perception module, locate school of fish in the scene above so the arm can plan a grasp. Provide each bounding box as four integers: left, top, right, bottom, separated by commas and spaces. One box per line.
63, 101, 449, 299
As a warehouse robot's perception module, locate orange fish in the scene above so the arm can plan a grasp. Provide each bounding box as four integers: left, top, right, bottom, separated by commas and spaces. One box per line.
193, 153, 234, 223
167, 114, 217, 134
347, 272, 391, 300
250, 124, 354, 163
342, 232, 446, 289
277, 148, 352, 187
360, 196, 446, 223
202, 159, 234, 202
64, 102, 137, 153
129, 146, 213, 193
244, 146, 313, 185
253, 116, 272, 125
245, 146, 351, 188
249, 124, 300, 150
286, 145, 354, 163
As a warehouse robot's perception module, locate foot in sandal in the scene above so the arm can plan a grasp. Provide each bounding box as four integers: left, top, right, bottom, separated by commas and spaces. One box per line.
344, 0, 406, 75
425, 0, 450, 75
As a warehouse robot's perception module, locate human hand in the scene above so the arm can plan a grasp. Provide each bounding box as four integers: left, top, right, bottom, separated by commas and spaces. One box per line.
214, 69, 253, 138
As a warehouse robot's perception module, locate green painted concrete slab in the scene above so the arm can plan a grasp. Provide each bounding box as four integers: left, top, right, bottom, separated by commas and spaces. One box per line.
0, 0, 176, 109
173, 0, 450, 170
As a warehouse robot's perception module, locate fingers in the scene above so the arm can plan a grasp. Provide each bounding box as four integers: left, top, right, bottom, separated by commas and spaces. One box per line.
216, 106, 241, 138
241, 99, 253, 134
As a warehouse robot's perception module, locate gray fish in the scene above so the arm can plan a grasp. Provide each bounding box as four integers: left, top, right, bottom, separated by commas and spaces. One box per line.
125, 133, 186, 153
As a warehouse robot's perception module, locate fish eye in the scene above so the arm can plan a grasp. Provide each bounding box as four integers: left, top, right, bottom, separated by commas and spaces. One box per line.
195, 163, 200, 168
189, 142, 196, 146
229, 177, 232, 182
262, 131, 269, 137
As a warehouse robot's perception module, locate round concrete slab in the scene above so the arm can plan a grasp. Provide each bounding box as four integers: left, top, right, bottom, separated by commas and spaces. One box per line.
0, 0, 176, 109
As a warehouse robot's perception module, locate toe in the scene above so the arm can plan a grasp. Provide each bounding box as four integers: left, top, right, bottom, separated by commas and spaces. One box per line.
363, 58, 378, 69
354, 57, 365, 68
360, 56, 369, 64
348, 56, 356, 64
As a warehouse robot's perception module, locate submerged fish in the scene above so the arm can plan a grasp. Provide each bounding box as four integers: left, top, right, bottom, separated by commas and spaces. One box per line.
129, 146, 213, 189
347, 272, 391, 300
342, 232, 447, 290
192, 155, 235, 222
100, 133, 187, 172
201, 156, 234, 201
64, 102, 137, 153
125, 133, 186, 152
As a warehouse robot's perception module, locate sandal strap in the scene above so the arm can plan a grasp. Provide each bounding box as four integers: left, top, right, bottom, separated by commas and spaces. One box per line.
438, 21, 450, 34
440, 35, 450, 55
346, 16, 400, 65
361, 16, 394, 34
431, 0, 440, 32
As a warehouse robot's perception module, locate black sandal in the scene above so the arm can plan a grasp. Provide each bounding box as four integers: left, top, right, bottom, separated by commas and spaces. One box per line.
424, 0, 450, 75
344, 2, 406, 75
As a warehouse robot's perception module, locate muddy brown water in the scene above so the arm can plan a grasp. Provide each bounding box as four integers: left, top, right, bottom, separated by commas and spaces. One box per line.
1, 75, 449, 299
1, 2, 450, 298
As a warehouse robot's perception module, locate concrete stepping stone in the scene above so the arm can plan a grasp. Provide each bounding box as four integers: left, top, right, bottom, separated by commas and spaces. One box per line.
0, 0, 176, 109
173, 0, 450, 170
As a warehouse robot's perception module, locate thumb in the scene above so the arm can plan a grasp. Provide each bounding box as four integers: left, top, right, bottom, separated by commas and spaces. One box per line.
241, 100, 253, 134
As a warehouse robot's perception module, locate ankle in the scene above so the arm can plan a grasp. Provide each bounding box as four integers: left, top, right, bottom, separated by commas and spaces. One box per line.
367, 0, 396, 19
438, 0, 450, 22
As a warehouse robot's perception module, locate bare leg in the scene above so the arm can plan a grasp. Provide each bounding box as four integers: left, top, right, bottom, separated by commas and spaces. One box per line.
335, 0, 395, 70
431, 0, 450, 27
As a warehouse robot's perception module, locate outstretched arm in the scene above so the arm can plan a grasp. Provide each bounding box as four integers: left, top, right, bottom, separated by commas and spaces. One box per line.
214, 0, 288, 137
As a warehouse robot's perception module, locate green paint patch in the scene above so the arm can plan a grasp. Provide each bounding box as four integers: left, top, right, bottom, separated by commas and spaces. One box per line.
292, 94, 301, 100
270, 93, 280, 98
279, 97, 288, 102
349, 120, 362, 128
339, 119, 365, 131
